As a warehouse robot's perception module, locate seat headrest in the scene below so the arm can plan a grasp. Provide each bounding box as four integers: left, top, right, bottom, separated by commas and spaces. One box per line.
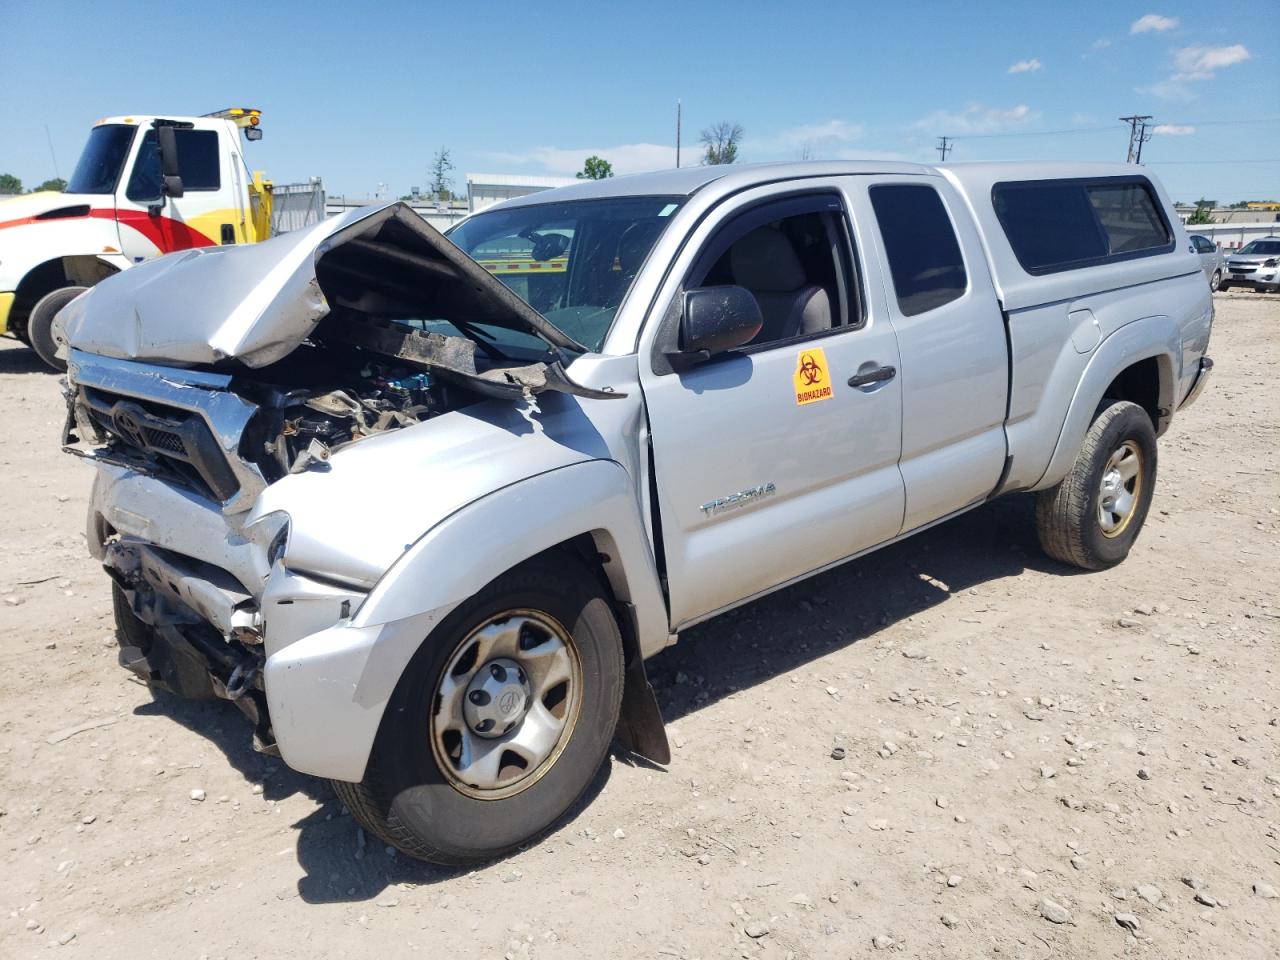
730, 227, 807, 292
617, 220, 663, 275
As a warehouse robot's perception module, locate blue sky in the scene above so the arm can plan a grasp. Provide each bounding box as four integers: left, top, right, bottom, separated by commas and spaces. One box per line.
2, 0, 1275, 202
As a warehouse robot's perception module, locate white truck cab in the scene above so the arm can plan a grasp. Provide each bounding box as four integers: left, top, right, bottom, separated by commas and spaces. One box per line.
0, 108, 274, 368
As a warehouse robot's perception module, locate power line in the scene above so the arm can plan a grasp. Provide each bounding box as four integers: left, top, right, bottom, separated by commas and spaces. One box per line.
1146, 158, 1280, 165
946, 116, 1280, 142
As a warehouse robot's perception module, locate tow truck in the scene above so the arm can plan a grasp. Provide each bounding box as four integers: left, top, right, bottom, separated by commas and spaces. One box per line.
0, 108, 322, 369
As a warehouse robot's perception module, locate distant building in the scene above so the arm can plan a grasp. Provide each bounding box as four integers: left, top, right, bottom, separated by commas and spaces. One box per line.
1173, 204, 1280, 225
322, 172, 580, 232
465, 172, 580, 213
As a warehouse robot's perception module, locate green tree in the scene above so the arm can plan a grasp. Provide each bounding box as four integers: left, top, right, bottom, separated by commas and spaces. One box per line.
0, 173, 23, 194
700, 122, 743, 165
1187, 198, 1215, 225
33, 177, 66, 193
429, 147, 454, 201
576, 155, 614, 180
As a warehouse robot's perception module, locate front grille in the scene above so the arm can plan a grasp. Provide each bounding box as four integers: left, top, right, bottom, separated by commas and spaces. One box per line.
79, 387, 241, 502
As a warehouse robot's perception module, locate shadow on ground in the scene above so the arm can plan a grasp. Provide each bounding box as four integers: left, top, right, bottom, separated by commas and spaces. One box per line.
0, 342, 54, 376
646, 492, 1071, 722
135, 491, 1074, 901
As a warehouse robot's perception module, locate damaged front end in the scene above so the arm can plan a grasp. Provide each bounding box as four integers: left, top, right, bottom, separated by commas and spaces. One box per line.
64, 202, 617, 494
62, 202, 618, 755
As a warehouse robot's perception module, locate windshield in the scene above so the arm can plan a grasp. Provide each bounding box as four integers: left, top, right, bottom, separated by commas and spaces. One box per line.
66, 124, 136, 194
1237, 239, 1280, 256
446, 196, 683, 352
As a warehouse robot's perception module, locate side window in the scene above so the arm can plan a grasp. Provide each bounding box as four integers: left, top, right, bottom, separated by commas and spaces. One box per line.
126, 128, 221, 201
1087, 182, 1170, 254
685, 196, 857, 348
870, 184, 967, 316
993, 177, 1174, 273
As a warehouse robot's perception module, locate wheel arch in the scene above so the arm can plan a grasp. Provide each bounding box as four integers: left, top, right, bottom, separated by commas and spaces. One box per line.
9, 254, 123, 337
266, 460, 672, 781
1033, 317, 1178, 492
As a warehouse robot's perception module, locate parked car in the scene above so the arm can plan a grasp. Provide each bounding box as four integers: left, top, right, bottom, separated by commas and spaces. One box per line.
1220, 236, 1280, 292
1190, 234, 1225, 290
59, 160, 1212, 864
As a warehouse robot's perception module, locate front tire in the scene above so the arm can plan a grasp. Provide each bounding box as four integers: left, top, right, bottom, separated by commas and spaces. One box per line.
1210, 269, 1222, 292
28, 286, 87, 371
1035, 401, 1157, 571
333, 554, 625, 865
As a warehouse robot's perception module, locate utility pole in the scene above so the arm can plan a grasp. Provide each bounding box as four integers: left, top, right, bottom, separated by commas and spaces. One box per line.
1120, 115, 1153, 163
1134, 119, 1152, 164
936, 136, 952, 162
676, 99, 682, 168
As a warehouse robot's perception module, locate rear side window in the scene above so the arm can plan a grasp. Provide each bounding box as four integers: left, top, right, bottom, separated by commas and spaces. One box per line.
870, 184, 967, 316
993, 177, 1173, 274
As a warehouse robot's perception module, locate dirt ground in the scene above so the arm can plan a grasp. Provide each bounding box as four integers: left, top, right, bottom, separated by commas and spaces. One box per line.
0, 292, 1276, 960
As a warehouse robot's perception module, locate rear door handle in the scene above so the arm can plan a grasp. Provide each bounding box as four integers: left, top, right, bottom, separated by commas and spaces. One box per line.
847, 365, 897, 388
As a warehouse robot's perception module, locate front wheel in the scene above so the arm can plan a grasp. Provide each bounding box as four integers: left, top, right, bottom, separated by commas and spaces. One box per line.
1035, 400, 1157, 571
28, 285, 87, 371
1209, 269, 1222, 292
333, 554, 625, 865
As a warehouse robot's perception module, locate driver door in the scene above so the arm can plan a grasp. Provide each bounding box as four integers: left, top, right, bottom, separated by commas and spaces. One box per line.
639, 185, 906, 628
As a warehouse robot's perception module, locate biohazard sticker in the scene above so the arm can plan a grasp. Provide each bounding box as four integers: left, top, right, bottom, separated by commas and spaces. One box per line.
793, 347, 833, 405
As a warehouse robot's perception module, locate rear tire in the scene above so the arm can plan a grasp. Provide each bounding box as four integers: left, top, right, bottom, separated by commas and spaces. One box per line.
1035, 401, 1157, 571
334, 554, 624, 865
1209, 269, 1222, 292
28, 286, 86, 372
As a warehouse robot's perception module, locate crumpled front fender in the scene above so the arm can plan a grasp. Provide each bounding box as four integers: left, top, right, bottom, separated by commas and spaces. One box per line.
264, 458, 667, 782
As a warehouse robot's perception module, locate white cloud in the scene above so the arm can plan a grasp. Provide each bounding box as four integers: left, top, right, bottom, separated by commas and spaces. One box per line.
748, 119, 863, 156
1007, 58, 1042, 74
1140, 43, 1251, 100
1152, 124, 1195, 135
913, 103, 1040, 135
1131, 14, 1178, 34
1092, 38, 1112, 49
482, 143, 677, 176
1173, 43, 1251, 75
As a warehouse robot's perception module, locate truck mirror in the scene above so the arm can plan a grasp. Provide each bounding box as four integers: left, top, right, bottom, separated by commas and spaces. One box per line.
156, 125, 184, 199
244, 127, 263, 142
674, 286, 763, 365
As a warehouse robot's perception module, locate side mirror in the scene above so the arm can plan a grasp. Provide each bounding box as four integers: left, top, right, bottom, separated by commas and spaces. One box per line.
244, 127, 263, 142
156, 125, 184, 199
669, 286, 763, 368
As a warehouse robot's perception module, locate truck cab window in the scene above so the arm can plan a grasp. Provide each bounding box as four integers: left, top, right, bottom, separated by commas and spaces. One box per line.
126, 128, 221, 201
688, 200, 855, 348
870, 184, 967, 316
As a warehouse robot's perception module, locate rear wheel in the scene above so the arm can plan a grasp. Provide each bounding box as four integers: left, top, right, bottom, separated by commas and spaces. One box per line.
28, 285, 86, 371
1035, 401, 1157, 571
333, 554, 624, 865
1209, 269, 1222, 292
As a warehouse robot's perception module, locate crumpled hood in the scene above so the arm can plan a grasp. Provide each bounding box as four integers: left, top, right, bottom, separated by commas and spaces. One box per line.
63, 202, 583, 369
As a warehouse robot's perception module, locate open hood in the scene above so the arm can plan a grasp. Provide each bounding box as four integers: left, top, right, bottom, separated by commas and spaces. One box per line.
63, 202, 587, 370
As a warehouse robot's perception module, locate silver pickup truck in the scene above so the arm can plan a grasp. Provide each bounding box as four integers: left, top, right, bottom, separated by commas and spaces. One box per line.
59, 160, 1213, 864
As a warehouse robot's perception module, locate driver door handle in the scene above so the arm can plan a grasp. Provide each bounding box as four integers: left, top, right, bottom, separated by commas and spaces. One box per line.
847, 365, 896, 388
